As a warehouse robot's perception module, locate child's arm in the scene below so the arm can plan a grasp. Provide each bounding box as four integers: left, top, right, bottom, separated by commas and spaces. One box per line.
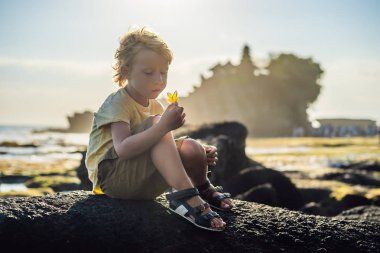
111, 102, 185, 160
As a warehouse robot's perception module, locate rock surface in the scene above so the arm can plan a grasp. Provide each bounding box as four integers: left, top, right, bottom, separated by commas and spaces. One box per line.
0, 191, 379, 252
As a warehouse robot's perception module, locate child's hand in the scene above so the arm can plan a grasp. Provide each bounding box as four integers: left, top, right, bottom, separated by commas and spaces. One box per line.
158, 102, 186, 132
204, 145, 218, 166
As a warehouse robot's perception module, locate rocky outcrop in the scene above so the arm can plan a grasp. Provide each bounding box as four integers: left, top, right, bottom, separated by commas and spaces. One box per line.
300, 194, 375, 217
224, 167, 304, 210
76, 151, 92, 191
0, 191, 379, 252
331, 161, 380, 172
177, 122, 262, 185
318, 172, 380, 187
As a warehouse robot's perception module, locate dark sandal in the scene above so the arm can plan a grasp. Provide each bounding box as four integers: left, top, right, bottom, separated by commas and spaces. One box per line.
165, 188, 224, 232
196, 179, 233, 211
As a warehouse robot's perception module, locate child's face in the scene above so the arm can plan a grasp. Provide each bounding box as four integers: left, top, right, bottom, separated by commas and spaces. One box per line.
127, 49, 169, 99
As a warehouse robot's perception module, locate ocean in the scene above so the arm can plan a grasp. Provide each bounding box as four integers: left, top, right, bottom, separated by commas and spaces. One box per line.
0, 125, 88, 192
0, 125, 88, 162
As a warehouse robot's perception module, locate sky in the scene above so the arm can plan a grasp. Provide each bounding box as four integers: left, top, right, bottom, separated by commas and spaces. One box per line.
0, 0, 379, 127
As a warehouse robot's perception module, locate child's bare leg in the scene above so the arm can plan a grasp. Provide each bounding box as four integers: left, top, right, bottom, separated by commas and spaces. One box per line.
149, 116, 225, 228
178, 139, 234, 209
150, 130, 193, 190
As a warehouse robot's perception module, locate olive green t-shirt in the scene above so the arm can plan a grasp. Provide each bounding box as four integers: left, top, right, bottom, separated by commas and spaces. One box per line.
85, 86, 164, 194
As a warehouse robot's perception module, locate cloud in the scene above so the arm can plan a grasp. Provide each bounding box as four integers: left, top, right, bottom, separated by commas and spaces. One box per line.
0, 57, 111, 76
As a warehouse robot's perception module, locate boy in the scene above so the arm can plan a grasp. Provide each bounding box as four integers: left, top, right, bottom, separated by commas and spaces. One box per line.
85, 27, 233, 231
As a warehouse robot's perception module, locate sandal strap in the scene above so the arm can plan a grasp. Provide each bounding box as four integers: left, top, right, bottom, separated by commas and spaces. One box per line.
197, 180, 226, 198
165, 187, 199, 201
214, 192, 231, 202
193, 202, 210, 214
197, 181, 232, 209
168, 194, 223, 229
200, 211, 221, 221
197, 180, 219, 200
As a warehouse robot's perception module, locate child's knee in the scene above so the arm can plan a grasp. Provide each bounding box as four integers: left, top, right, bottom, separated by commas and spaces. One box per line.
179, 139, 206, 162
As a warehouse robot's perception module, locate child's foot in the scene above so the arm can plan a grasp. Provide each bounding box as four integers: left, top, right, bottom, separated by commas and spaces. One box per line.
186, 195, 226, 229
197, 180, 234, 210
206, 184, 234, 210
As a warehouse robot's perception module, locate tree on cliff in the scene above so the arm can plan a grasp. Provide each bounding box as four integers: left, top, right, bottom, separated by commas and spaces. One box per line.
252, 53, 323, 136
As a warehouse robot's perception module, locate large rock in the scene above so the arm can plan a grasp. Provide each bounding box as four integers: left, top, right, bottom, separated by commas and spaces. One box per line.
0, 191, 378, 252
76, 151, 92, 191
177, 121, 262, 187
298, 188, 332, 203
234, 183, 280, 206
318, 172, 380, 187
314, 195, 373, 217
224, 167, 304, 210
331, 161, 380, 172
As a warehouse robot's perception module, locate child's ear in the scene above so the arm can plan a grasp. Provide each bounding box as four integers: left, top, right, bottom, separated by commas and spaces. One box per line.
121, 65, 129, 79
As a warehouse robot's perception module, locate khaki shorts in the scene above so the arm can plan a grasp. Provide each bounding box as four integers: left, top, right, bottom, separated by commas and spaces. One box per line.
97, 115, 189, 200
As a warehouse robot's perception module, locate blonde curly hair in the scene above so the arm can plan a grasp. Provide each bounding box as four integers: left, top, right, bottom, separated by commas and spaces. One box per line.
112, 27, 173, 87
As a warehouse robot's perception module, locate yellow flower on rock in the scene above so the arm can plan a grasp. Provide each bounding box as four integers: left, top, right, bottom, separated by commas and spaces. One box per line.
167, 90, 179, 104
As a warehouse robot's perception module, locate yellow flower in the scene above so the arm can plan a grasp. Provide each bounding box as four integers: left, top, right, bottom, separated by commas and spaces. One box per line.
167, 90, 179, 103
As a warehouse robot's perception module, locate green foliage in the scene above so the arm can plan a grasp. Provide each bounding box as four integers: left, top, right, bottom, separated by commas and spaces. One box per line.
251, 53, 323, 136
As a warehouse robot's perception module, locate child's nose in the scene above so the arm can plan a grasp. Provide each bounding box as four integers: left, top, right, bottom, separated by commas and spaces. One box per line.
154, 73, 164, 84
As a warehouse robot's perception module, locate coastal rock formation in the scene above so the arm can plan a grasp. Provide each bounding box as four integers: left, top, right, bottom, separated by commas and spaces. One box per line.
76, 151, 92, 191
318, 172, 380, 187
67, 111, 93, 133
224, 167, 304, 210
175, 121, 261, 186
170, 46, 323, 137
0, 191, 379, 252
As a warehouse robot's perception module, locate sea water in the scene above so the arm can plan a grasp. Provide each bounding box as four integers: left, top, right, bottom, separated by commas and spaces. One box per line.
0, 125, 89, 192
0, 124, 88, 162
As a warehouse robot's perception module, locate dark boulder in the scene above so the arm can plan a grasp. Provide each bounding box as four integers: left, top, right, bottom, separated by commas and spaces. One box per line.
372, 196, 380, 206
177, 121, 262, 187
350, 162, 380, 172
330, 161, 380, 172
0, 175, 31, 182
298, 188, 332, 203
318, 172, 380, 187
0, 191, 378, 252
76, 151, 92, 191
300, 202, 327, 216
317, 195, 372, 217
340, 194, 372, 210
234, 183, 280, 206
224, 167, 304, 210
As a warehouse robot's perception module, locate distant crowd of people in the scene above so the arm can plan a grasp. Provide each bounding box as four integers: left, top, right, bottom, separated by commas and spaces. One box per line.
292, 125, 379, 137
